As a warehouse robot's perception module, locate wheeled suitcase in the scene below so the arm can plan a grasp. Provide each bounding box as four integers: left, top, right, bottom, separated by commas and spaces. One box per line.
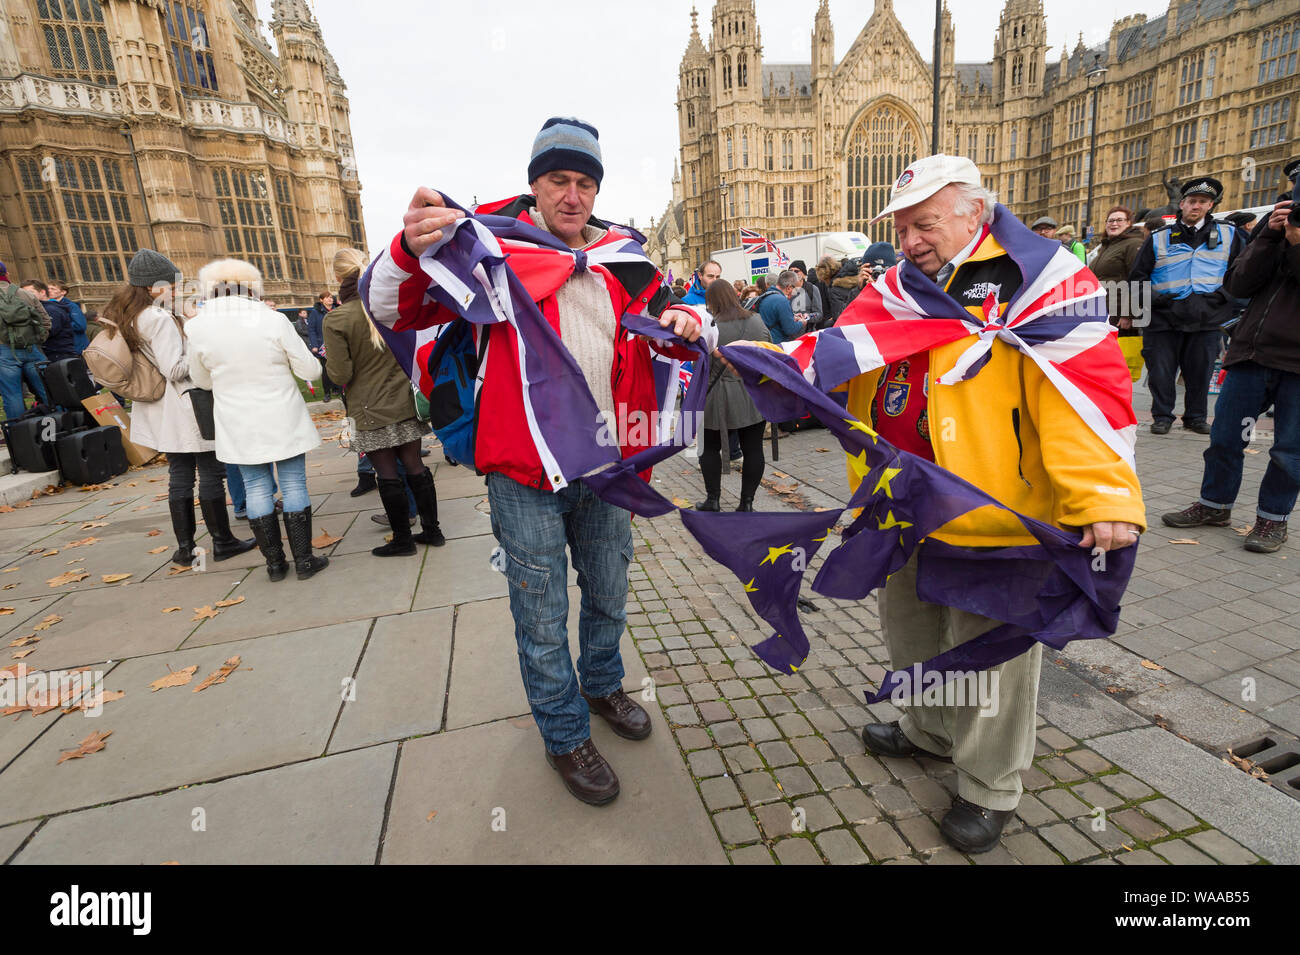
41, 357, 99, 408
54, 425, 128, 486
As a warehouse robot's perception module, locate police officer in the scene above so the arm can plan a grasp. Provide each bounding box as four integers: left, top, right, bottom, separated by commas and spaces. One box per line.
1130, 177, 1245, 434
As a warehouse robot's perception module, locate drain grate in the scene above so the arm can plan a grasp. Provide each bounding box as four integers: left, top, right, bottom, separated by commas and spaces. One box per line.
1227, 735, 1300, 802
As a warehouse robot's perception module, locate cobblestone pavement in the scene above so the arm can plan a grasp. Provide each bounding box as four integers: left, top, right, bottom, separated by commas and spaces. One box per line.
620, 377, 1294, 864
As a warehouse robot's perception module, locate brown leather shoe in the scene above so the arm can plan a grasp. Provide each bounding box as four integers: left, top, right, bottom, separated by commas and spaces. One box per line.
545, 738, 619, 805
582, 687, 652, 740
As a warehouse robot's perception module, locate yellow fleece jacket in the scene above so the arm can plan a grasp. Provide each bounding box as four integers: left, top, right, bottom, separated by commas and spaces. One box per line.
842, 240, 1146, 547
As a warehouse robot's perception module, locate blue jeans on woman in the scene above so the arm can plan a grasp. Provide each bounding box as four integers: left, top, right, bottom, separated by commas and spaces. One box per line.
238, 454, 310, 519
486, 471, 632, 756
0, 345, 49, 421
226, 462, 278, 516
1200, 361, 1300, 521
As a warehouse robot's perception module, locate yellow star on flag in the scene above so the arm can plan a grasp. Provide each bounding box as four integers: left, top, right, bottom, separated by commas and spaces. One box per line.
847, 450, 871, 482
743, 577, 759, 592
877, 510, 913, 531
759, 543, 795, 566
843, 417, 879, 443
812, 527, 833, 543
873, 465, 903, 499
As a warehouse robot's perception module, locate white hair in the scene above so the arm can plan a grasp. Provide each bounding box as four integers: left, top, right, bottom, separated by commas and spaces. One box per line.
198, 258, 263, 299
950, 182, 999, 226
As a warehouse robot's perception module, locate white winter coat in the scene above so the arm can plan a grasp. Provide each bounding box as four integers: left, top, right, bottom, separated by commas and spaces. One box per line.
128, 305, 213, 455
185, 295, 323, 466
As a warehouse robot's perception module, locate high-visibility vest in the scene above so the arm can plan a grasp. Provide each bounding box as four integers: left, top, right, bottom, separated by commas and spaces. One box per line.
1149, 221, 1234, 300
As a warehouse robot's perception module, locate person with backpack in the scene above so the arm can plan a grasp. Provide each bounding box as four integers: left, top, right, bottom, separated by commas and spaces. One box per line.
186, 257, 329, 581
325, 249, 443, 555
101, 249, 255, 567
48, 282, 89, 354
0, 280, 51, 421
21, 280, 78, 364
363, 116, 708, 806
755, 270, 805, 343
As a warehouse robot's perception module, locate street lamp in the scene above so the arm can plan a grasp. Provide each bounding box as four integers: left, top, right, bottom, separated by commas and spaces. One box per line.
719, 175, 729, 252
119, 123, 157, 249
1084, 54, 1108, 247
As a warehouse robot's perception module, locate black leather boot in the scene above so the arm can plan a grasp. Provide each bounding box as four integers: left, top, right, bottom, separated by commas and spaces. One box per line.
372, 478, 417, 557
350, 471, 377, 497
168, 497, 196, 565
199, 497, 257, 561
940, 796, 1015, 854
735, 496, 755, 512
282, 508, 329, 580
247, 513, 289, 582
695, 496, 720, 511
406, 468, 446, 546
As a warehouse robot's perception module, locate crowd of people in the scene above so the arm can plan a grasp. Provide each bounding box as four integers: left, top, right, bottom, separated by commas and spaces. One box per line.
2, 107, 1294, 856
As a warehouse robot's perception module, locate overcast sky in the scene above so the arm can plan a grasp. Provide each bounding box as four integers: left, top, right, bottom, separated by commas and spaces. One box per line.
255, 1, 1172, 248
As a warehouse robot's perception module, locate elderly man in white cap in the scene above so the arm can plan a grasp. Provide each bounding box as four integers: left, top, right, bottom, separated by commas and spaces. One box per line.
846, 155, 1144, 853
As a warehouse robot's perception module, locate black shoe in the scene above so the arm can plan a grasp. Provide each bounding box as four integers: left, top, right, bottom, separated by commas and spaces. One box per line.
1244, 517, 1288, 553
860, 721, 952, 762
350, 472, 377, 497
406, 467, 446, 546
1161, 502, 1231, 528
248, 513, 289, 582
371, 512, 416, 526
582, 688, 652, 740
198, 497, 256, 561
168, 497, 196, 565
940, 795, 1014, 854
546, 739, 620, 806
695, 496, 720, 511
735, 496, 755, 512
1184, 419, 1211, 434
371, 478, 417, 557
1150, 420, 1172, 435
282, 508, 329, 580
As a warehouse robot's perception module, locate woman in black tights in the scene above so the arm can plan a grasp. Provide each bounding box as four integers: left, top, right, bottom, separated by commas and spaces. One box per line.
696, 279, 772, 512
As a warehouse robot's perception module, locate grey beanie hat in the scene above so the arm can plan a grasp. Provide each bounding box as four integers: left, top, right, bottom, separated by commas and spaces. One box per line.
527, 117, 603, 190
128, 248, 181, 288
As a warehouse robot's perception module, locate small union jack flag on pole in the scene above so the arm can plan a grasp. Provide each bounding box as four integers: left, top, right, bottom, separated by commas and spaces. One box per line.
740, 227, 789, 268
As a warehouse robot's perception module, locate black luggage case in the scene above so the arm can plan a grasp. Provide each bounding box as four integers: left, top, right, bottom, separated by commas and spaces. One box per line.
41, 357, 99, 408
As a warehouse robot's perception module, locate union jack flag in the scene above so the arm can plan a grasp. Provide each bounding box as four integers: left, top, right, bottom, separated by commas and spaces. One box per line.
739, 227, 791, 268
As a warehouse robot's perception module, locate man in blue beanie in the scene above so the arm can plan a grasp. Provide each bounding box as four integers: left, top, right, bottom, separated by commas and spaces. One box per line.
365, 116, 710, 806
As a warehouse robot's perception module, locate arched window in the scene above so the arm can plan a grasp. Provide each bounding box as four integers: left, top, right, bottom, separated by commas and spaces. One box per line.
165, 0, 219, 95
845, 103, 923, 242
782, 136, 793, 170
687, 103, 695, 129
742, 133, 749, 167
727, 133, 734, 170
723, 55, 732, 90
37, 0, 115, 86
764, 135, 773, 171
1010, 126, 1017, 159
738, 52, 748, 87
802, 134, 813, 169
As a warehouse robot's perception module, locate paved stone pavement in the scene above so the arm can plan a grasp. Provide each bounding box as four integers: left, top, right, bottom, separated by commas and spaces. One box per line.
0, 381, 1294, 865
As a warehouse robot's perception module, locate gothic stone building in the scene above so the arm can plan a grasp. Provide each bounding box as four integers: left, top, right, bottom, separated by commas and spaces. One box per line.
662, 0, 1297, 273
0, 0, 366, 309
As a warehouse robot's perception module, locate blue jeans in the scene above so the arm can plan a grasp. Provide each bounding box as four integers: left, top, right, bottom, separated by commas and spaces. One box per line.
226, 462, 278, 514
1201, 361, 1300, 521
238, 455, 310, 519
0, 345, 49, 421
358, 452, 415, 516
486, 471, 632, 755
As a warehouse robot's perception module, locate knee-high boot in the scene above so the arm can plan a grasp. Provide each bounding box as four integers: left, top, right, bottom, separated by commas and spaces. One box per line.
406, 468, 446, 546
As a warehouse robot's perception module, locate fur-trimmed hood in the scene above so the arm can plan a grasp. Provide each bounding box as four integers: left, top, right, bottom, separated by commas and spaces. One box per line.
198, 258, 263, 300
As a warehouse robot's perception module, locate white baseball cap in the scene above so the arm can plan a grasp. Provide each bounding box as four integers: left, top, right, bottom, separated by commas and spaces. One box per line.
870, 154, 983, 224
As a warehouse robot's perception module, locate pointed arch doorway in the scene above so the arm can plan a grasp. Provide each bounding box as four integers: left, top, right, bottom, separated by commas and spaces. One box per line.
844, 100, 923, 243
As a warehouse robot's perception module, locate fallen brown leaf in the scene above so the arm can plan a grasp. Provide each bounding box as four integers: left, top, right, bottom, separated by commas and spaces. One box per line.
1139, 659, 1165, 671
57, 730, 112, 764
46, 571, 89, 588
193, 656, 241, 692
149, 664, 199, 691
311, 528, 343, 548
32, 614, 62, 631
0, 607, 12, 615
1168, 539, 1199, 545
166, 565, 190, 576
1, 584, 14, 590
1244, 448, 1260, 455
161, 606, 182, 613
814, 447, 830, 452
426, 811, 437, 822
214, 596, 245, 608
11, 648, 35, 659
148, 546, 168, 554
79, 521, 108, 530
65, 558, 85, 565
8, 634, 37, 647
79, 483, 115, 492
1, 568, 17, 573
0, 505, 13, 513
1233, 526, 1252, 537
101, 573, 132, 584
671, 497, 691, 508
65, 537, 100, 548
64, 689, 125, 713
145, 529, 162, 537
191, 606, 221, 621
